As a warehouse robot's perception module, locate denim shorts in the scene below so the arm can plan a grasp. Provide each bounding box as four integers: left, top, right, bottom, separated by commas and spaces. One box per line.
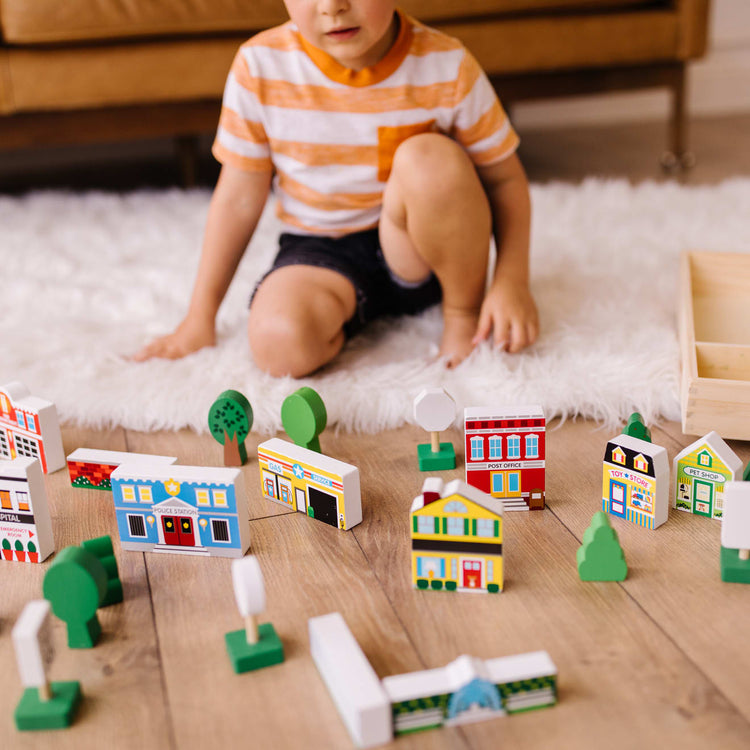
252, 228, 442, 337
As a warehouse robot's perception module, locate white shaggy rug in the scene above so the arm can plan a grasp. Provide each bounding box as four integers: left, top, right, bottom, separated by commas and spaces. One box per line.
3, 178, 749, 435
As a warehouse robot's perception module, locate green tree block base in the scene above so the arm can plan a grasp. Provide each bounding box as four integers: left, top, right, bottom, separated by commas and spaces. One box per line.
417, 443, 456, 471
720, 546, 750, 583
15, 682, 82, 731
225, 623, 284, 674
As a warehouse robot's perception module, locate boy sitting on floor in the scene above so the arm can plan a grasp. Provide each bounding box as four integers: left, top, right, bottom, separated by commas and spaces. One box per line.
135, 0, 538, 377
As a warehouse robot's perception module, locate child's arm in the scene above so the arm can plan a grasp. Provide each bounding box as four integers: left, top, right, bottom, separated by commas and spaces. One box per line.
134, 165, 272, 361
472, 153, 538, 353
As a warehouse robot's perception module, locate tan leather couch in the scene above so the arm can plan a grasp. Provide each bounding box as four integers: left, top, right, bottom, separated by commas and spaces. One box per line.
0, 0, 710, 171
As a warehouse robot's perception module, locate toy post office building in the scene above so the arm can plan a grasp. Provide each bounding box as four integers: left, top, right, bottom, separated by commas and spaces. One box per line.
464, 406, 545, 511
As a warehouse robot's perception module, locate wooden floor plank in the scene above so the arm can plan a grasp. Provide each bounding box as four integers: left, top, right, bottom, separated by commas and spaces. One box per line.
547, 419, 750, 727
351, 422, 750, 749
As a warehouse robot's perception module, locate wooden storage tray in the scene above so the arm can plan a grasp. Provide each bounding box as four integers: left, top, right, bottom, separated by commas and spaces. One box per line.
679, 251, 750, 440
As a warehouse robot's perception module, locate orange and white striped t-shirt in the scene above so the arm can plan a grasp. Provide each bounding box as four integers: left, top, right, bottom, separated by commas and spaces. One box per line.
212, 10, 519, 237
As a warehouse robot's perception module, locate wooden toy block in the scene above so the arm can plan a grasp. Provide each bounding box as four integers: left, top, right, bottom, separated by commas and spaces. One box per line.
281, 386, 327, 453
42, 535, 123, 648
414, 388, 457, 471
623, 412, 651, 442
383, 651, 557, 735
679, 251, 750, 441
411, 478, 503, 593
673, 431, 742, 520
577, 511, 627, 581
43, 545, 108, 648
602, 418, 669, 530
110, 462, 250, 557
66, 448, 176, 491
1, 457, 54, 563
258, 438, 362, 531
13, 600, 82, 731
225, 556, 284, 674
720, 481, 750, 583
464, 405, 546, 510
208, 390, 253, 466
0, 381, 65, 474
308, 612, 392, 749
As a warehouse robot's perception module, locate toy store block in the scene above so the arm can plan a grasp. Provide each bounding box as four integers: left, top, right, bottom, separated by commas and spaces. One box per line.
13, 600, 82, 731
67, 448, 176, 491
309, 612, 392, 749
383, 651, 557, 735
673, 432, 742, 520
414, 388, 457, 471
209, 390, 253, 467
281, 386, 327, 453
225, 556, 284, 674
602, 427, 669, 530
258, 438, 362, 531
411, 478, 503, 593
1, 457, 54, 563
720, 481, 750, 583
0, 381, 65, 473
577, 511, 627, 581
464, 405, 546, 511
110, 462, 250, 557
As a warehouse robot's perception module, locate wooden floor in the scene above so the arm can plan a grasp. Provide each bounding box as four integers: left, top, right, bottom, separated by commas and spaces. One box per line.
2, 421, 750, 749
3, 112, 750, 748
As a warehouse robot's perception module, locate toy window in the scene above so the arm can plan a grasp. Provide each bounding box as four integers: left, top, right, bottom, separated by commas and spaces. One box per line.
127, 514, 147, 537
698, 452, 711, 467
16, 492, 29, 511
213, 490, 228, 507
475, 518, 495, 537
507, 436, 520, 458
138, 486, 153, 504
417, 516, 435, 534
525, 434, 539, 458
15, 410, 26, 429
196, 489, 210, 506
211, 519, 230, 543
489, 436, 502, 459
443, 501, 467, 513
446, 517, 465, 536
470, 436, 484, 460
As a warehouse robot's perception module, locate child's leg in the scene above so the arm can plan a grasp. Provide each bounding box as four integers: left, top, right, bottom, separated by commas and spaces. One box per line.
248, 265, 356, 377
379, 133, 492, 365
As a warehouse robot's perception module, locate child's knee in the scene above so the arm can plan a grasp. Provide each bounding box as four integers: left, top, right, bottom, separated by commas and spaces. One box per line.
392, 134, 474, 191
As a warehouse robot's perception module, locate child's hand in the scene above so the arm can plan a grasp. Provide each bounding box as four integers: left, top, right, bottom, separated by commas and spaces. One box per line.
472, 277, 538, 353
132, 316, 216, 362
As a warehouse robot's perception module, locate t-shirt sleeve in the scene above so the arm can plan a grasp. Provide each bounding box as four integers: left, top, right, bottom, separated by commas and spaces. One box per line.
211, 45, 274, 172
450, 50, 519, 167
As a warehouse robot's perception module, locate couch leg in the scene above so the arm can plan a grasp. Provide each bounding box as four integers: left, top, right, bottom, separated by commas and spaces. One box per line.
176, 135, 199, 188
661, 63, 695, 172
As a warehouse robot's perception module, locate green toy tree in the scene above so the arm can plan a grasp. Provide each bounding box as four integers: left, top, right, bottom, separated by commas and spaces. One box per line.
209, 390, 253, 466
577, 511, 628, 581
42, 536, 123, 648
623, 412, 651, 443
281, 387, 327, 453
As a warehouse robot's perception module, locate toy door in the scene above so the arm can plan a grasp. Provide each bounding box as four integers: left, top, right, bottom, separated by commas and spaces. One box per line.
177, 516, 195, 546
692, 479, 713, 517
162, 515, 195, 546
162, 515, 180, 545
462, 560, 482, 589
295, 487, 307, 513
307, 486, 338, 528
277, 476, 294, 507
608, 480, 627, 517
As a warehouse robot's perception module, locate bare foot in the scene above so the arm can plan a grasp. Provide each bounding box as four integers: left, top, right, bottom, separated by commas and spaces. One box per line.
439, 308, 480, 367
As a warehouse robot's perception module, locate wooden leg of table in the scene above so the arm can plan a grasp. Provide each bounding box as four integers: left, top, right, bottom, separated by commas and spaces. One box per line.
662, 63, 695, 172
175, 135, 198, 188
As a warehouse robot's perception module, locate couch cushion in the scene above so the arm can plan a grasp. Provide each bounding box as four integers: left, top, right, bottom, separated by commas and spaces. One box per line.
1, 0, 667, 45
